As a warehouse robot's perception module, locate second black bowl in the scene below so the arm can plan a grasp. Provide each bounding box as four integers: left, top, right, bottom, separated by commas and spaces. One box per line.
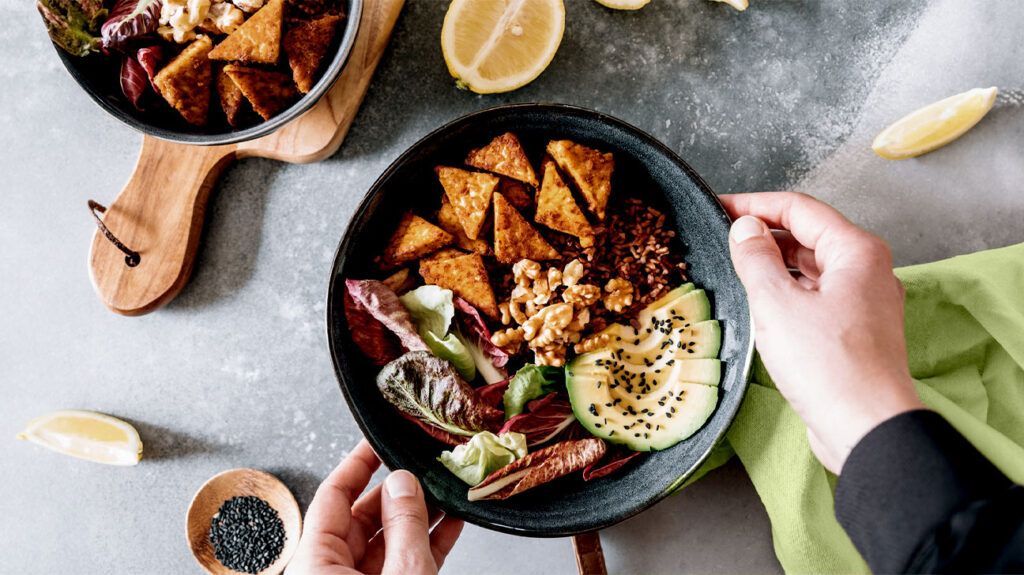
326, 103, 753, 536
53, 0, 361, 145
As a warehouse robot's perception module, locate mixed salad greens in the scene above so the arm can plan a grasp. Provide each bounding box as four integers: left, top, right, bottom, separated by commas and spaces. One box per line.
344, 275, 721, 501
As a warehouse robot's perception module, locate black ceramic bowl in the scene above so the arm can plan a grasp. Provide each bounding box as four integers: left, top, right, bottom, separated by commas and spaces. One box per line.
53, 0, 361, 145
326, 104, 753, 536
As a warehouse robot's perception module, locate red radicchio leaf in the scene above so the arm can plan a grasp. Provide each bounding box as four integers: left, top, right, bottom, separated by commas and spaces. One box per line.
344, 279, 429, 365
101, 0, 161, 52
582, 448, 645, 481
120, 45, 165, 111
476, 378, 510, 409
399, 413, 468, 446
498, 393, 577, 447
136, 44, 163, 90
467, 438, 607, 501
120, 54, 149, 111
454, 297, 510, 369
343, 289, 402, 366
554, 420, 590, 442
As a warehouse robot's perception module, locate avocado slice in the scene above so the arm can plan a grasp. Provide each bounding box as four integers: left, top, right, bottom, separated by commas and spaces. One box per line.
601, 320, 721, 359
570, 350, 721, 387
566, 284, 722, 451
601, 288, 712, 341
567, 361, 718, 451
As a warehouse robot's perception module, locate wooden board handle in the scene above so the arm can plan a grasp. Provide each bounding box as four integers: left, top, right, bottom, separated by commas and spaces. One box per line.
87, 0, 404, 316
573, 532, 608, 575
88, 138, 236, 315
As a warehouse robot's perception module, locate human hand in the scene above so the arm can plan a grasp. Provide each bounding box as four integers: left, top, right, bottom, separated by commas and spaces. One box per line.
720, 192, 924, 473
286, 440, 463, 575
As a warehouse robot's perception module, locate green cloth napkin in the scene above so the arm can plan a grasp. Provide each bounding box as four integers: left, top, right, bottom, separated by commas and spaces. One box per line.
684, 242, 1024, 573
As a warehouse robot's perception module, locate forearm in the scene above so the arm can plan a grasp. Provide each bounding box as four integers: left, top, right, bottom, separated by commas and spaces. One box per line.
835, 409, 1024, 573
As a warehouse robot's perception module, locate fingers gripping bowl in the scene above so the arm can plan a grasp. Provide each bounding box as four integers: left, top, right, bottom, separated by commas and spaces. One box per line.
326, 104, 753, 536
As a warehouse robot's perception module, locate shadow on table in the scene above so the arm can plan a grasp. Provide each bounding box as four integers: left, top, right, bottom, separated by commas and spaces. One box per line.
267, 467, 322, 511
129, 420, 232, 461
601, 459, 782, 574
165, 158, 277, 313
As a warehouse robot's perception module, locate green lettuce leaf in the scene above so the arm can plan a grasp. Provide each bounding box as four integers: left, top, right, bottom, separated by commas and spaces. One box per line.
400, 286, 476, 381
502, 364, 564, 418
439, 431, 527, 486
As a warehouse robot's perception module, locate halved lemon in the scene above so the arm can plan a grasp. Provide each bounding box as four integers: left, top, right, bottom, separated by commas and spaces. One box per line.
17, 410, 143, 466
442, 0, 565, 94
593, 0, 651, 9
712, 0, 749, 11
872, 87, 998, 160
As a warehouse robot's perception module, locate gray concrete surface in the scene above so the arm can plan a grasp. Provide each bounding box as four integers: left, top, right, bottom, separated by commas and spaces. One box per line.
2, 0, 1022, 573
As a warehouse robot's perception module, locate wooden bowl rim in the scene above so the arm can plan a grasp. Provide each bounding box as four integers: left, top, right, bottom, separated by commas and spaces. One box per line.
186, 468, 303, 575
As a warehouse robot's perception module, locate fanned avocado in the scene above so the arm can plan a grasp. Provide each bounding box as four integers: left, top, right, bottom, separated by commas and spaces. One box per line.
567, 286, 721, 451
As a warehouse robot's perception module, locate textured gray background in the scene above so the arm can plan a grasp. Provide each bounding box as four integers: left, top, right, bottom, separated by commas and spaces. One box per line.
2, 0, 1022, 573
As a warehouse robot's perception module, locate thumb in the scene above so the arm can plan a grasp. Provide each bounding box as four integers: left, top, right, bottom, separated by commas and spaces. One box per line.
381, 470, 436, 575
728, 216, 795, 307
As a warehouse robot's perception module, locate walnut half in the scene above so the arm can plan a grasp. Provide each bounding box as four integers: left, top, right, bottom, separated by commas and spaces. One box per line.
603, 277, 634, 313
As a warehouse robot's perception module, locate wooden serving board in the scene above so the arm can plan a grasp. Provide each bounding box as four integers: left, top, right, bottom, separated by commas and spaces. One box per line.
88, 0, 404, 316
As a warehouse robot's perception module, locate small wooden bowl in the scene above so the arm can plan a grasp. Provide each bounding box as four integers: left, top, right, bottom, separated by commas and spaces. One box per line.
187, 469, 302, 575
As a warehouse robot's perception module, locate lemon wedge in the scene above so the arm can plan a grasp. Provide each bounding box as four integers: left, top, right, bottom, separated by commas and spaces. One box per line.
17, 410, 143, 466
872, 87, 998, 160
593, 0, 651, 9
712, 0, 749, 11
442, 0, 565, 94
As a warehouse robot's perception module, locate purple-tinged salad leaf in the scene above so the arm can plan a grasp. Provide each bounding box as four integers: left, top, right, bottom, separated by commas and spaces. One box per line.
502, 364, 563, 418
37, 0, 106, 56
135, 44, 163, 87
476, 378, 510, 409
345, 279, 428, 365
377, 351, 503, 440
499, 393, 576, 448
582, 448, 644, 481
101, 0, 161, 52
344, 288, 401, 366
399, 412, 469, 446
439, 431, 527, 486
467, 438, 607, 501
400, 286, 476, 382
119, 45, 163, 110
454, 297, 510, 384
120, 54, 148, 110
554, 420, 590, 443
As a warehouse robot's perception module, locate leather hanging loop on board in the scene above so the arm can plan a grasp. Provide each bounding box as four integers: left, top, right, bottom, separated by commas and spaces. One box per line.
86, 0, 405, 316
88, 200, 141, 268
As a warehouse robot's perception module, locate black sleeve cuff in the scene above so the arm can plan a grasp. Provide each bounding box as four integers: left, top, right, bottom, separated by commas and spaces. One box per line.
834, 409, 1012, 574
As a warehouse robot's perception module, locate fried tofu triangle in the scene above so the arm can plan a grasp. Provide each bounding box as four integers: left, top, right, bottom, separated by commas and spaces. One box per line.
493, 193, 559, 264
284, 13, 341, 93
223, 65, 298, 120
420, 252, 500, 319
546, 140, 614, 220
535, 159, 595, 247
216, 67, 250, 127
382, 213, 453, 268
381, 268, 416, 295
436, 166, 499, 241
153, 36, 213, 126
438, 196, 490, 255
209, 0, 283, 64
466, 132, 539, 187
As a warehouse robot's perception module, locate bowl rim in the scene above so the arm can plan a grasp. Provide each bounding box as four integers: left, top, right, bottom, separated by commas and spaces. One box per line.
53, 0, 363, 146
325, 102, 755, 536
